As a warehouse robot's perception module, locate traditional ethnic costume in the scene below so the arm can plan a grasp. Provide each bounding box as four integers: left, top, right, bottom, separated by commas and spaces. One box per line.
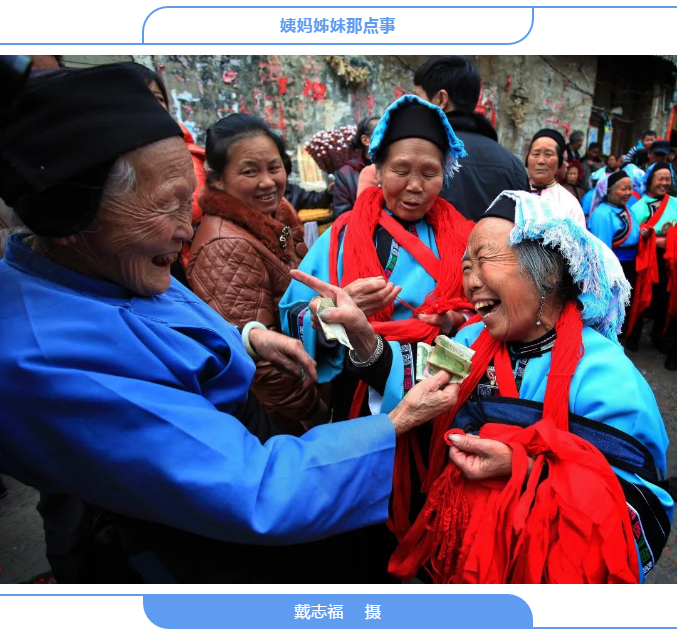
0, 64, 396, 583
626, 163, 677, 362
526, 129, 586, 228
280, 95, 473, 579
385, 192, 672, 583
586, 171, 642, 341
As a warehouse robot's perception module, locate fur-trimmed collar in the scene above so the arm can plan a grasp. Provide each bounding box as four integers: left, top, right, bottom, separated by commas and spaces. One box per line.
199, 188, 303, 261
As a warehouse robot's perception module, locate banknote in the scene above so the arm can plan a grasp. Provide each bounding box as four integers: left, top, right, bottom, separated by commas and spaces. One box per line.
317, 298, 353, 350
415, 342, 433, 381
416, 335, 475, 382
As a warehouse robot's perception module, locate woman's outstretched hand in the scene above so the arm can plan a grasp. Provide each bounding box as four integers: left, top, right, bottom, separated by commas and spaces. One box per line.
290, 269, 378, 361
387, 371, 460, 436
247, 328, 318, 388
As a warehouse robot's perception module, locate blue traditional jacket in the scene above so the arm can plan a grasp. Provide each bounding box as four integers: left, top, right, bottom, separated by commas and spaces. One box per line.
0, 233, 395, 546
383, 320, 673, 581
279, 216, 440, 413
588, 201, 641, 262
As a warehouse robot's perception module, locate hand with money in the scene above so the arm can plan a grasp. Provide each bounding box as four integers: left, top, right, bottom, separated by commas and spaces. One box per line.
416, 335, 475, 383
290, 269, 378, 361
388, 370, 460, 437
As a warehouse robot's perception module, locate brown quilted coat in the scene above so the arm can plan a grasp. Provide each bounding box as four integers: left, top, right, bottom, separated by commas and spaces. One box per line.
187, 188, 320, 432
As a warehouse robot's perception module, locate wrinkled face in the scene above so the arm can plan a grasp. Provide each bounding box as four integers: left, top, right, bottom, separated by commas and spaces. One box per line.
643, 135, 657, 149
149, 81, 168, 110
527, 137, 560, 186
650, 170, 672, 198
218, 135, 286, 215
462, 218, 543, 343
376, 138, 444, 221
607, 178, 633, 206
565, 166, 580, 185
84, 137, 196, 296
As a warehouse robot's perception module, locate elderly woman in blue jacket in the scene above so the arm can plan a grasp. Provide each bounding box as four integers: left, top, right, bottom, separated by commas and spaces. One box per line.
0, 63, 459, 583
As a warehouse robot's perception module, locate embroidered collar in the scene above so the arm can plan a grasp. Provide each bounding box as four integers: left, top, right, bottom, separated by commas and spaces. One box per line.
508, 328, 557, 359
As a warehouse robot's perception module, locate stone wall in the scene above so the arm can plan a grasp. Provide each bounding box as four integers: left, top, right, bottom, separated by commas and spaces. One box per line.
143, 54, 419, 153
472, 55, 597, 157
64, 55, 671, 166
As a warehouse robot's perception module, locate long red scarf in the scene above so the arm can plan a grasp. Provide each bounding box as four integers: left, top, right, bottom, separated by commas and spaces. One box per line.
626, 194, 670, 333
389, 302, 639, 583
329, 186, 474, 539
664, 224, 677, 331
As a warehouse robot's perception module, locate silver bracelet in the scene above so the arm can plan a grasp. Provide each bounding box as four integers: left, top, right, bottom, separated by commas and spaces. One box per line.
349, 334, 384, 368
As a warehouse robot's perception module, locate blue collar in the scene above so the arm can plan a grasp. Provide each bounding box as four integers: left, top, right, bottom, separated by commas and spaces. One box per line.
3, 232, 134, 301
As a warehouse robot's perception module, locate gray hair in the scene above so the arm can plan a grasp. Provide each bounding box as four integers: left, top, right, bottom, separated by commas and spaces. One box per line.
570, 130, 584, 143
102, 156, 137, 200
513, 239, 579, 302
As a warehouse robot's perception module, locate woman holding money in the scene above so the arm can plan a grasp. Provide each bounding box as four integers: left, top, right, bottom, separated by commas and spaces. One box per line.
293, 190, 672, 583
280, 95, 475, 581
281, 95, 474, 420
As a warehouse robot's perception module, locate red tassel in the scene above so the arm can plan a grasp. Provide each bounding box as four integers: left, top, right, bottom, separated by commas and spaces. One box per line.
390, 301, 640, 584
331, 185, 474, 540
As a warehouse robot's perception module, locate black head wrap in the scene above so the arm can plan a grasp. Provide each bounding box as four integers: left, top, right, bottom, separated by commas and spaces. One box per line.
526, 128, 567, 167
646, 163, 672, 191
607, 170, 630, 190
480, 194, 516, 223
374, 101, 448, 162
0, 63, 182, 237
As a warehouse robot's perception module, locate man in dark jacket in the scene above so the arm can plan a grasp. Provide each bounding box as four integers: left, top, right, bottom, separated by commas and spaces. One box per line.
414, 56, 529, 221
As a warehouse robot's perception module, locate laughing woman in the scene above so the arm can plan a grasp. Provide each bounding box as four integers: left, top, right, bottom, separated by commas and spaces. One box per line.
187, 114, 324, 434
293, 191, 672, 583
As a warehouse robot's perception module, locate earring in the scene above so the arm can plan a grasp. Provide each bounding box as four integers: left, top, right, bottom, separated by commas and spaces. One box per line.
536, 295, 545, 327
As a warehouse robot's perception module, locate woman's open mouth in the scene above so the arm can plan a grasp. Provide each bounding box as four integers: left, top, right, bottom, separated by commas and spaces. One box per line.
256, 193, 277, 203
151, 254, 178, 267
401, 200, 421, 211
475, 299, 501, 320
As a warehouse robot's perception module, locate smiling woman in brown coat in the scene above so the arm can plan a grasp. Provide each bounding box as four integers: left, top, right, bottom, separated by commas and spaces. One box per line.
187, 114, 324, 433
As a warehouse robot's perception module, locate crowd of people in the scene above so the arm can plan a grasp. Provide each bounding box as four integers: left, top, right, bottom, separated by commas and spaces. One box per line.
0, 55, 674, 584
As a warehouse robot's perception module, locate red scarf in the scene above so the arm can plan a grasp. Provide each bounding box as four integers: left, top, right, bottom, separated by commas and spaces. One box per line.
329, 186, 474, 539
664, 224, 677, 332
389, 302, 639, 583
626, 194, 670, 333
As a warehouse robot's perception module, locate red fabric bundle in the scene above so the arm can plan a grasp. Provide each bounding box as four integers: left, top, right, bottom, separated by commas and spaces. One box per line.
329, 186, 474, 538
626, 195, 670, 333
665, 224, 677, 332
389, 301, 640, 583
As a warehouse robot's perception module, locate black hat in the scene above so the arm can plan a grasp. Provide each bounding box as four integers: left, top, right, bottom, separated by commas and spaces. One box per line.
526, 129, 567, 167
375, 101, 449, 158
480, 194, 516, 222
607, 170, 630, 189
0, 63, 182, 237
649, 139, 670, 155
